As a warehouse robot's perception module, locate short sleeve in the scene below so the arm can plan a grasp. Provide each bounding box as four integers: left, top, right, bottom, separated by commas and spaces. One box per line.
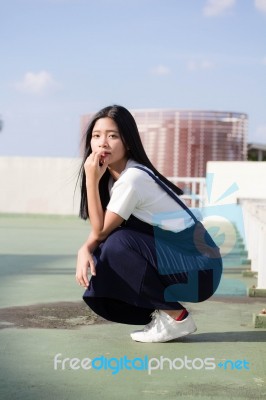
106, 178, 140, 220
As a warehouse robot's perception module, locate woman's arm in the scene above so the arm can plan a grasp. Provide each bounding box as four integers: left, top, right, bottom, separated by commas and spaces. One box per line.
84, 152, 124, 241
75, 232, 101, 287
76, 153, 124, 288
75, 212, 123, 288
85, 171, 105, 235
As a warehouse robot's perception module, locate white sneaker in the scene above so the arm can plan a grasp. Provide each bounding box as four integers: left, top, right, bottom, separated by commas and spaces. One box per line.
130, 310, 197, 343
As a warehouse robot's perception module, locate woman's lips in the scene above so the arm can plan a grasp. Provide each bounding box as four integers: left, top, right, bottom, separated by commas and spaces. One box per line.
99, 152, 111, 165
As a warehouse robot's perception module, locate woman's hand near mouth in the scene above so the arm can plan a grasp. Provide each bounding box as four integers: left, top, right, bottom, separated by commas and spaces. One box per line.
84, 151, 110, 183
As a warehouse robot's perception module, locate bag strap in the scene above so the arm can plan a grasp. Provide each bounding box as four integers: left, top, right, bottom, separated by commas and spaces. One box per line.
132, 166, 198, 223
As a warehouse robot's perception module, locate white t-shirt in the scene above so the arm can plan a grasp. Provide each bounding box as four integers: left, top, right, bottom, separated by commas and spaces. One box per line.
106, 159, 199, 232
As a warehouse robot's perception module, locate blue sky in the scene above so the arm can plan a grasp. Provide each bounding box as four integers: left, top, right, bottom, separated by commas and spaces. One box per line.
1, 0, 266, 157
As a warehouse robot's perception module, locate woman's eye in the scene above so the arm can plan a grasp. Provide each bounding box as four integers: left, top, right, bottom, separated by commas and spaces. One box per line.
92, 134, 100, 138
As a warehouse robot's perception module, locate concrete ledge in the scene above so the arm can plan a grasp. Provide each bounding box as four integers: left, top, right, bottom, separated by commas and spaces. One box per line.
236, 243, 245, 249
242, 271, 257, 277
248, 287, 266, 297
241, 258, 251, 265
253, 311, 266, 328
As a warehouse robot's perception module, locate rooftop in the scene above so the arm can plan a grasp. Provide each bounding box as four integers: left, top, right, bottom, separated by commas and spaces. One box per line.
0, 214, 265, 400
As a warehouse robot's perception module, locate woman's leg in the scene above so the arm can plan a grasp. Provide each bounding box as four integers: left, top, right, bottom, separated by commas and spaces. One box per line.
83, 228, 185, 325
84, 297, 153, 325
163, 309, 185, 318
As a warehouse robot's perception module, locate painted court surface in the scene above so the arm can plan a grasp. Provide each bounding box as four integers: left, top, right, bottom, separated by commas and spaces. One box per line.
0, 214, 266, 400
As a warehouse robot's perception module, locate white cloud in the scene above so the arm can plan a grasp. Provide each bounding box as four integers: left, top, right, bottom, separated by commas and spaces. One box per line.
187, 60, 215, 71
151, 65, 171, 76
14, 70, 59, 94
203, 0, 236, 17
255, 0, 266, 13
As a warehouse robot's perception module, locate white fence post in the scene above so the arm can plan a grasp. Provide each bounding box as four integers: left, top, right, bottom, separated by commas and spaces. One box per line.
257, 208, 266, 289
239, 199, 266, 290
167, 177, 205, 208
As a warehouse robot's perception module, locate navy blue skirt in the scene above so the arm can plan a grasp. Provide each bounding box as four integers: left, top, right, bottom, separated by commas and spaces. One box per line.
83, 217, 223, 325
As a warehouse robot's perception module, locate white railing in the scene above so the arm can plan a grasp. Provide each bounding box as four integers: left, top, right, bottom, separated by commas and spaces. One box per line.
167, 177, 206, 208
238, 198, 266, 289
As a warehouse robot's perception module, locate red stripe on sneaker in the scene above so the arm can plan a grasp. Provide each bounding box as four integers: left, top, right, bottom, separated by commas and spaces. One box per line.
175, 309, 188, 321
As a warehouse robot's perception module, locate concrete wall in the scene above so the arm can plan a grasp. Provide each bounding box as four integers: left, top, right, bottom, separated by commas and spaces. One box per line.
0, 158, 266, 215
0, 157, 82, 215
206, 161, 266, 204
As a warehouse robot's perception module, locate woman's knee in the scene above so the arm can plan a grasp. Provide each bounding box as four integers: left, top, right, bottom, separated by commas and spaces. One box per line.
100, 229, 132, 259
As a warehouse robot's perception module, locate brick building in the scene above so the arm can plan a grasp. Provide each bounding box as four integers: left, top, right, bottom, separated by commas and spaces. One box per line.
81, 109, 247, 178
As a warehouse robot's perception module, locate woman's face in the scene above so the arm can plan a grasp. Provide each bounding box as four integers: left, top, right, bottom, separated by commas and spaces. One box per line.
90, 117, 128, 170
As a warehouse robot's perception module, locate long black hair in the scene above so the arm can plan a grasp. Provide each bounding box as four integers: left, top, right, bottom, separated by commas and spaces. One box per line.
78, 105, 183, 220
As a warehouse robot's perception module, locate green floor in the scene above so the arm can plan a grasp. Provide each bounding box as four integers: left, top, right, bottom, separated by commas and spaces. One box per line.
0, 214, 266, 400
